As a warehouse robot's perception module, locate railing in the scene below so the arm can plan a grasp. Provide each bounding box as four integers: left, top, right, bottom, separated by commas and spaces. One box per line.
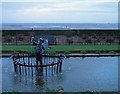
12, 53, 64, 77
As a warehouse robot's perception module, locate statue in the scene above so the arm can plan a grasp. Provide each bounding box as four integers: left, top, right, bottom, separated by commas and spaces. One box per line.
32, 37, 48, 66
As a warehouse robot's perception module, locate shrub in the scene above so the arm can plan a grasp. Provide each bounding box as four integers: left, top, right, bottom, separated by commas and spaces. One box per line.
95, 51, 100, 54
81, 50, 87, 54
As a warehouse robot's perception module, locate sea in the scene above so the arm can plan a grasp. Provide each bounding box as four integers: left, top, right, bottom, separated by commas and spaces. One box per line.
1, 23, 118, 30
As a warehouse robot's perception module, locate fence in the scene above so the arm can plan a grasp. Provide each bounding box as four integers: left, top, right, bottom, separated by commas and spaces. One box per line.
12, 53, 64, 77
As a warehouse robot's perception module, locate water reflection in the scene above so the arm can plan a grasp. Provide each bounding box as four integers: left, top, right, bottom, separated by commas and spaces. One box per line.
2, 57, 118, 92
10, 64, 65, 92
35, 70, 45, 90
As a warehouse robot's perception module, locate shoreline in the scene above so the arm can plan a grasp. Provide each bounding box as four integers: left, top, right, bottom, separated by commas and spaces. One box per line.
1, 52, 120, 58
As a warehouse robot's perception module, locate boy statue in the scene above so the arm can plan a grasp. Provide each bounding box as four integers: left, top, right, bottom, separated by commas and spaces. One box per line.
32, 38, 45, 66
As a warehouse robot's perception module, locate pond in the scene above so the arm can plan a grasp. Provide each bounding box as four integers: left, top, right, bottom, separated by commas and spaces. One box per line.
2, 56, 119, 92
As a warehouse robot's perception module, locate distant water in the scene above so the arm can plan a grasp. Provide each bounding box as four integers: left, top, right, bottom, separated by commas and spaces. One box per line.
1, 23, 118, 30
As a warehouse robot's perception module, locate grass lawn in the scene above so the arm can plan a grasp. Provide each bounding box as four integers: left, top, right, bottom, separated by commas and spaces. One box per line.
50, 45, 119, 52
2, 44, 120, 53
2, 45, 35, 52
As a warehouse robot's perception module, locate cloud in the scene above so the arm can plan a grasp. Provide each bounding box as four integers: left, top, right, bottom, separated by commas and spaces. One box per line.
2, 0, 81, 2
1, 0, 119, 2
16, 1, 117, 15
2, 0, 118, 23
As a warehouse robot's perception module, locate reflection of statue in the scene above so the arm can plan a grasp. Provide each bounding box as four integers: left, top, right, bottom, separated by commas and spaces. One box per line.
35, 76, 45, 88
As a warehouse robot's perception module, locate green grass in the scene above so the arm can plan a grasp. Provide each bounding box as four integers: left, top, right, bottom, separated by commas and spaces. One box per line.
2, 44, 120, 53
2, 45, 35, 52
50, 45, 119, 52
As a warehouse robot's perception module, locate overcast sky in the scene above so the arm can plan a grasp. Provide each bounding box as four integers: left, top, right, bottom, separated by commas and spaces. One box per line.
1, 0, 119, 23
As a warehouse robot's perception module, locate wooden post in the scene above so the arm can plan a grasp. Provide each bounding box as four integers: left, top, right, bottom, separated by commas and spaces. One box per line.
30, 53, 32, 65
19, 65, 21, 75
22, 65, 24, 75
56, 63, 59, 73
23, 54, 25, 63
18, 56, 20, 62
31, 63, 33, 77
28, 66, 30, 75
13, 62, 16, 72
52, 64, 53, 75
54, 64, 56, 74
46, 67, 47, 77
44, 57, 45, 65
24, 62, 27, 75
59, 61, 62, 72
16, 64, 18, 74
28, 54, 30, 65
22, 54, 24, 63
49, 61, 50, 76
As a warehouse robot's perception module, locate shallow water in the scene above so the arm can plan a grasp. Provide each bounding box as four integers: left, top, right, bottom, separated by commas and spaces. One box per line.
2, 57, 119, 92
